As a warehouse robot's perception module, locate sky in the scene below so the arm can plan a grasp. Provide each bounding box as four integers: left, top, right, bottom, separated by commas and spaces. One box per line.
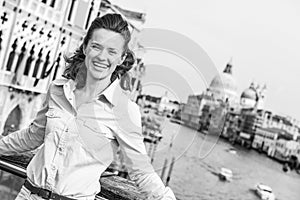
114, 0, 300, 120
129, 0, 300, 120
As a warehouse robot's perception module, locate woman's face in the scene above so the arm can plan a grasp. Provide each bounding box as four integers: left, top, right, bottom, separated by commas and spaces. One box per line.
84, 28, 125, 81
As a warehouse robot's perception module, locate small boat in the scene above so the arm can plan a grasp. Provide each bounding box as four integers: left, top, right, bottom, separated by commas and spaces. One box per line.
226, 148, 237, 155
170, 118, 182, 124
218, 167, 233, 181
254, 183, 275, 200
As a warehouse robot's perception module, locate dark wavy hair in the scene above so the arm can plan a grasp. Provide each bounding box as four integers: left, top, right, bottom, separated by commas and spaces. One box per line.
63, 14, 135, 84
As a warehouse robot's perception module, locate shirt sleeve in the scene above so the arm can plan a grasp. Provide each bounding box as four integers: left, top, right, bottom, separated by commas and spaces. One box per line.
0, 90, 49, 155
114, 101, 176, 200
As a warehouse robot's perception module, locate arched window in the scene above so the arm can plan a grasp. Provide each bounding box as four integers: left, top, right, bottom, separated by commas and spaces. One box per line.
2, 105, 22, 136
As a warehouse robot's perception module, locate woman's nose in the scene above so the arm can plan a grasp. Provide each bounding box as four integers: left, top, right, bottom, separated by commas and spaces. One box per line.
96, 49, 108, 59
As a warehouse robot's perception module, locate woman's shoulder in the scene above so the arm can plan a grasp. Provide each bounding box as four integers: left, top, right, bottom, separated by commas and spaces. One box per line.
114, 94, 141, 123
47, 78, 69, 95
51, 78, 69, 86
115, 90, 140, 111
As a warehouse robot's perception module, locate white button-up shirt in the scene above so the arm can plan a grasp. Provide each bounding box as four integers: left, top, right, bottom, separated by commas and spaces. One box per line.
0, 78, 176, 200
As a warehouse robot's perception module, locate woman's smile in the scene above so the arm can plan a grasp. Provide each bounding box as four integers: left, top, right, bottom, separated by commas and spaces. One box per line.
92, 61, 109, 70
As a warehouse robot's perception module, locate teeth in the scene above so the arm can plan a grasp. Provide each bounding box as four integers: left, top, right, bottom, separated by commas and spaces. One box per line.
93, 62, 107, 68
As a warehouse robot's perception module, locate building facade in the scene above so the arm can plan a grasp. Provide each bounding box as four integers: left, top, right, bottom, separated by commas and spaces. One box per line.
181, 60, 238, 131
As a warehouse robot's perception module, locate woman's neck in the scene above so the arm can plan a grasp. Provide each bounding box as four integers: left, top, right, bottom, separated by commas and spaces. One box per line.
80, 75, 111, 98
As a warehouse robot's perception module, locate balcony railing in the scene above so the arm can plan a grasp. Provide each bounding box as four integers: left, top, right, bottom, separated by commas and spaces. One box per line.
0, 155, 144, 200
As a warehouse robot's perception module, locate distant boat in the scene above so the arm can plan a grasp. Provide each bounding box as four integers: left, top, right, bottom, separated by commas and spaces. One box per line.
170, 118, 182, 125
254, 183, 275, 200
218, 167, 233, 182
226, 148, 237, 155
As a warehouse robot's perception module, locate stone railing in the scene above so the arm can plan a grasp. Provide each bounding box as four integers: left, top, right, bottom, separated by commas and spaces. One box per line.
0, 155, 145, 200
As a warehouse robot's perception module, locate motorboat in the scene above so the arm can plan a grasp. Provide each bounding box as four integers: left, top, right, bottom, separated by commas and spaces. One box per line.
218, 167, 233, 181
254, 183, 275, 200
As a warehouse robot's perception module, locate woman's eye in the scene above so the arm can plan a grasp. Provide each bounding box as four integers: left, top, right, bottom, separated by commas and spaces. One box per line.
91, 45, 102, 51
109, 50, 117, 55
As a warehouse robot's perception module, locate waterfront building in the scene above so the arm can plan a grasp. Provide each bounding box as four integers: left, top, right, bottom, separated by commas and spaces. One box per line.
157, 91, 180, 115
181, 93, 215, 129
227, 81, 266, 147
136, 94, 160, 109
208, 102, 228, 135
273, 137, 300, 162
181, 60, 238, 131
261, 112, 300, 140
252, 126, 300, 159
252, 127, 279, 156
236, 108, 263, 148
181, 95, 200, 129
221, 110, 241, 140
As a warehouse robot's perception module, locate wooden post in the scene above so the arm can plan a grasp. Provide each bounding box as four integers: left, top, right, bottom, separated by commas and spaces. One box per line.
160, 158, 168, 183
151, 140, 158, 163
148, 141, 153, 156
166, 157, 175, 186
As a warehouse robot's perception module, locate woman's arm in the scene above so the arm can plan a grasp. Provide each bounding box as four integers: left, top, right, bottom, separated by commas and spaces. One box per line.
114, 101, 176, 200
0, 92, 49, 155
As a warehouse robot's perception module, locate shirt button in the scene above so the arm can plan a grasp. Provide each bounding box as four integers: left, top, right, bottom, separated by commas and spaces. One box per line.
65, 128, 69, 132
51, 165, 56, 170
58, 147, 63, 152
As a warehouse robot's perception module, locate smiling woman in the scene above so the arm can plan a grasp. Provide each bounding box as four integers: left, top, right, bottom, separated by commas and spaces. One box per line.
0, 14, 176, 200
84, 29, 125, 82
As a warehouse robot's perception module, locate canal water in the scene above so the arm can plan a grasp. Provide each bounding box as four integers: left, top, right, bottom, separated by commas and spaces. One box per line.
151, 120, 300, 200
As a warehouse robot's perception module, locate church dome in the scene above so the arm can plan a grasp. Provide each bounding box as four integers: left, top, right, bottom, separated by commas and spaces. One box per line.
208, 62, 239, 105
241, 87, 258, 101
240, 83, 258, 108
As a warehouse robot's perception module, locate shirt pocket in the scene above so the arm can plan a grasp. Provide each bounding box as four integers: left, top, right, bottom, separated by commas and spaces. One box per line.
77, 119, 115, 164
45, 108, 65, 134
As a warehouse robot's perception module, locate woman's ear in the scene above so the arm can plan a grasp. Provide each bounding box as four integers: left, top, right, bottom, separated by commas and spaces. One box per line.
117, 53, 126, 65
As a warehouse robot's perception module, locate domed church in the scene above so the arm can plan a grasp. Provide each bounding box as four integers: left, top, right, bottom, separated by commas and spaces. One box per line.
208, 60, 239, 106
240, 82, 258, 109
240, 82, 266, 110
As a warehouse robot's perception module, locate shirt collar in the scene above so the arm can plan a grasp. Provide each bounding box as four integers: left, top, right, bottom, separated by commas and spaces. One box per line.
100, 78, 121, 106
53, 78, 122, 107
